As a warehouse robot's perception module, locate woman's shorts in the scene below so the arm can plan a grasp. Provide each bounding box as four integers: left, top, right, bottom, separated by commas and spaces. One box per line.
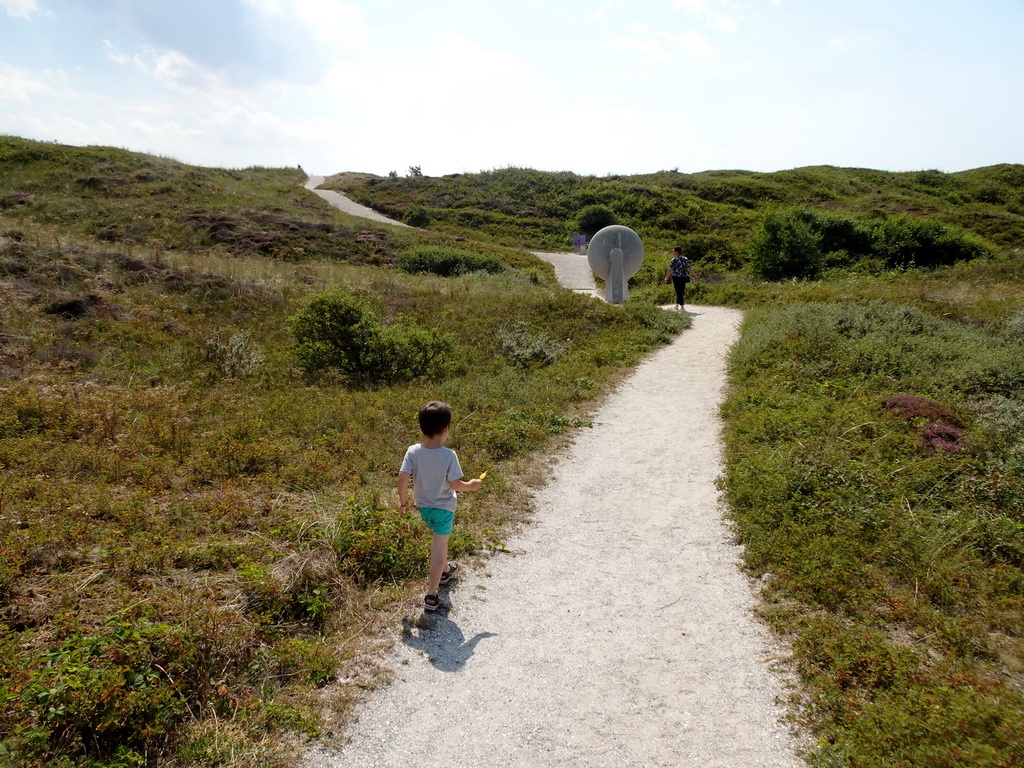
418, 506, 454, 536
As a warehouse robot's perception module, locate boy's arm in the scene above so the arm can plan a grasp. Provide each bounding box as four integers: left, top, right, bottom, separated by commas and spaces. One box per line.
398, 471, 411, 512
448, 477, 482, 492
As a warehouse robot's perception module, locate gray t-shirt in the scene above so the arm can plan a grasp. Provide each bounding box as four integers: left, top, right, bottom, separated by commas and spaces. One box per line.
400, 443, 463, 512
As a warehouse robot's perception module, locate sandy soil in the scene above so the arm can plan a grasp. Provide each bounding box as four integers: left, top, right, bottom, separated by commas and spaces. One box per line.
302, 292, 804, 766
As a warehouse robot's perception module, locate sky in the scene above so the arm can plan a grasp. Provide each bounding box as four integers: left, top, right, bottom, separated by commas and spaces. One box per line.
1, 0, 1022, 177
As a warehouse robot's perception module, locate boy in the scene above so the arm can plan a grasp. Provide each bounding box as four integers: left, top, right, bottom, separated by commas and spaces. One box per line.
398, 401, 482, 612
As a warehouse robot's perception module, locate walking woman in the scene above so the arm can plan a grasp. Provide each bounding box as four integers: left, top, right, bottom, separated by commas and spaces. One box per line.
663, 246, 692, 310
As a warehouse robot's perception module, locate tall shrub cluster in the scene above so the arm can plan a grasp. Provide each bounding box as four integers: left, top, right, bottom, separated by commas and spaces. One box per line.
750, 207, 991, 280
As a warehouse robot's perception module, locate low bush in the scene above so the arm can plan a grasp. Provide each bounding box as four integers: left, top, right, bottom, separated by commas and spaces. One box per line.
396, 245, 504, 277
8, 620, 186, 763
871, 215, 991, 269
322, 498, 428, 583
674, 233, 742, 271
694, 177, 788, 208
624, 301, 690, 341
474, 409, 589, 459
288, 290, 453, 386
204, 330, 266, 378
496, 321, 567, 368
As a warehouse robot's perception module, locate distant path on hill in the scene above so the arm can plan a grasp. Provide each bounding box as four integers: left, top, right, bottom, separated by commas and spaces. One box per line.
304, 175, 411, 227
299, 183, 601, 299
303, 297, 804, 767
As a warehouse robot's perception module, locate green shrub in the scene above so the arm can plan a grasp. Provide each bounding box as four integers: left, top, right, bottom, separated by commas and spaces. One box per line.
1004, 307, 1024, 341
576, 204, 618, 238
750, 208, 991, 280
204, 330, 265, 378
476, 410, 589, 458
396, 245, 504, 277
870, 216, 991, 269
624, 301, 690, 342
674, 233, 742, 271
12, 620, 185, 764
323, 498, 428, 582
750, 207, 825, 280
695, 177, 787, 208
497, 321, 567, 368
288, 290, 453, 385
406, 207, 430, 227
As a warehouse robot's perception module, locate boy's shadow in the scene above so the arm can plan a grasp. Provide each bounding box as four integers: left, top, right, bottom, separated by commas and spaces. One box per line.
401, 610, 497, 673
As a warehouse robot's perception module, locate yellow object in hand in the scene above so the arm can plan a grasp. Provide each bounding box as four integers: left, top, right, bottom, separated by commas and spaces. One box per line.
478, 471, 487, 480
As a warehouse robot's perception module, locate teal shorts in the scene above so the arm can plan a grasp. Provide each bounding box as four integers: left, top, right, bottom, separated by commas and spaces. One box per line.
418, 506, 454, 536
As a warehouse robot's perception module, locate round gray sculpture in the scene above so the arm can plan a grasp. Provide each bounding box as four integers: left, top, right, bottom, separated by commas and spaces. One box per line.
587, 225, 644, 303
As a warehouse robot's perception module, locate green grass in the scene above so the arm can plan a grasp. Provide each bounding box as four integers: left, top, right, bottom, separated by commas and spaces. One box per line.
720, 291, 1024, 767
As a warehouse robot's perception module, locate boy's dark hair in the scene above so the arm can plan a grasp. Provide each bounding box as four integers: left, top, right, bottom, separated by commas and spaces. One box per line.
418, 400, 452, 437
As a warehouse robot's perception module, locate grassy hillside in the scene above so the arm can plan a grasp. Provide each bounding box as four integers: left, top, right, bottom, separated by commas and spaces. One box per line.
718, 269, 1024, 767
0, 136, 686, 766
328, 164, 1024, 272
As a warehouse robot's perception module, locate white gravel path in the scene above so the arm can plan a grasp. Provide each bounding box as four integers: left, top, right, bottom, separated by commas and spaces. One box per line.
303, 300, 804, 767
531, 250, 600, 297
304, 175, 411, 227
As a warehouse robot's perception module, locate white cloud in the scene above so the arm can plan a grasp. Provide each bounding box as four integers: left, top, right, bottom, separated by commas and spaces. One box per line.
711, 14, 738, 32
829, 36, 874, 53
674, 0, 709, 14
103, 40, 144, 69
325, 29, 526, 105
592, 0, 628, 22
244, 0, 367, 44
151, 50, 216, 92
1, 0, 48, 20
297, 0, 367, 44
602, 27, 715, 61
669, 30, 717, 58
0, 62, 53, 102
604, 31, 673, 61
104, 41, 236, 103
673, 0, 741, 33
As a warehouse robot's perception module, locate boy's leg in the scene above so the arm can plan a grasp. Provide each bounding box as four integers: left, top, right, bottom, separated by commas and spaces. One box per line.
426, 533, 450, 595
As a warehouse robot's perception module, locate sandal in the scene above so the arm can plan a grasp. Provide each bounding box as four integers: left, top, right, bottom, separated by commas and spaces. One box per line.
439, 562, 459, 586
424, 593, 442, 612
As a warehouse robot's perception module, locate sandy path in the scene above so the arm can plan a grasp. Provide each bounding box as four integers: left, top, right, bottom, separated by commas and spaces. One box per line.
304, 175, 411, 227
303, 303, 803, 767
531, 250, 600, 298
